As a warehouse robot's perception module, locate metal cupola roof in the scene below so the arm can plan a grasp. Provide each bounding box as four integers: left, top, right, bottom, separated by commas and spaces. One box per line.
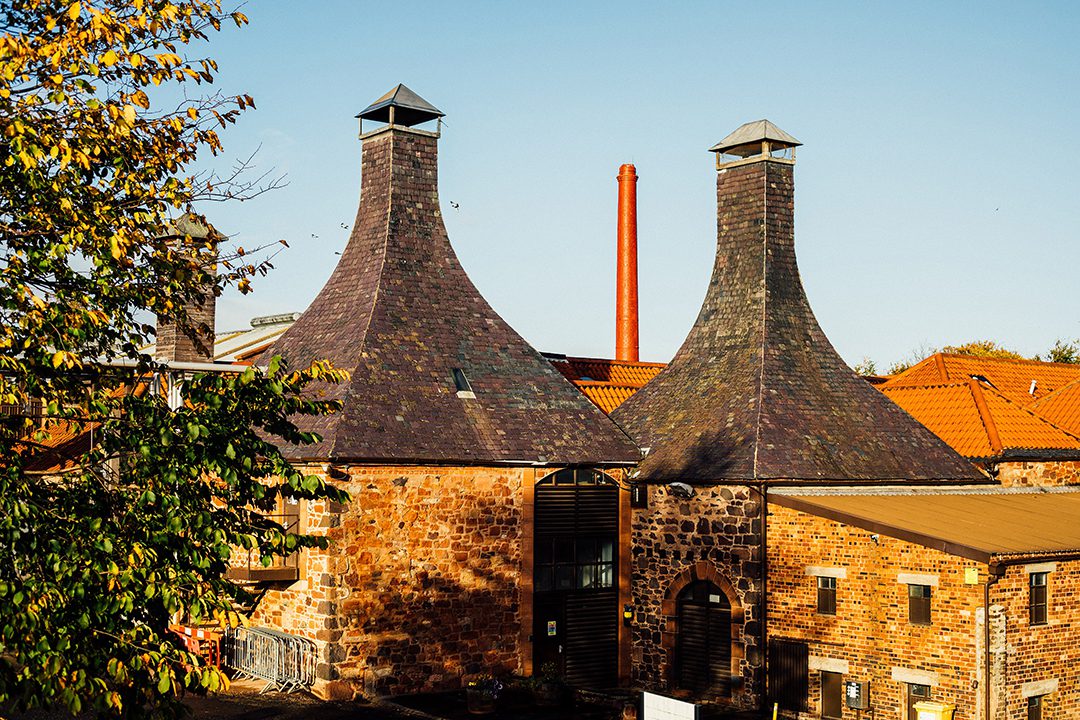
709, 119, 802, 157
355, 83, 445, 127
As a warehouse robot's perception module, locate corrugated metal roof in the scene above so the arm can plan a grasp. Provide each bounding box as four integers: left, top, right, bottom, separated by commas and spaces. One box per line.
772, 486, 1080, 562
884, 353, 1080, 405
881, 379, 1080, 460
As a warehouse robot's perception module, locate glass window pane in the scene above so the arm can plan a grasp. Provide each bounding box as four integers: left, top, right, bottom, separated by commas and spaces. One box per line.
577, 538, 597, 563
556, 564, 574, 590
536, 539, 553, 565
536, 567, 553, 592
577, 564, 596, 589
598, 563, 613, 588
554, 538, 572, 563
601, 540, 614, 562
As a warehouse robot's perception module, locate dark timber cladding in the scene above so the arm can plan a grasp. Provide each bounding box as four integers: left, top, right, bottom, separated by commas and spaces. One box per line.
265, 86, 639, 465
612, 122, 984, 483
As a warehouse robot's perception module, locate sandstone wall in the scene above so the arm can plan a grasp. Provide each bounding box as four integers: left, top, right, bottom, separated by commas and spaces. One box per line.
251, 464, 527, 699
996, 460, 1080, 487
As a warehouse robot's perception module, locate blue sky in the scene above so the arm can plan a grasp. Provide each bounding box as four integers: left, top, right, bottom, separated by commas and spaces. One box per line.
197, 1, 1080, 369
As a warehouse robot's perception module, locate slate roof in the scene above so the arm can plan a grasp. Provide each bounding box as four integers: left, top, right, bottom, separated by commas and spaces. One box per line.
613, 129, 983, 484
884, 353, 1080, 405
881, 380, 1080, 461
262, 97, 639, 466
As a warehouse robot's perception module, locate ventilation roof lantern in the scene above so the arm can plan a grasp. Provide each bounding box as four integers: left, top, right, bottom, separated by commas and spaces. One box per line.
709, 119, 801, 159
356, 83, 444, 128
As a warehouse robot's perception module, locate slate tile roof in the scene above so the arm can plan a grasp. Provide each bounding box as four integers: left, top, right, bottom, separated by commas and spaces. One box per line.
881, 379, 1080, 461
612, 145, 983, 484
885, 353, 1080, 405
261, 114, 639, 466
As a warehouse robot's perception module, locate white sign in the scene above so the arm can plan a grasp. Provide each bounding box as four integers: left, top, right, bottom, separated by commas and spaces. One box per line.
643, 691, 698, 720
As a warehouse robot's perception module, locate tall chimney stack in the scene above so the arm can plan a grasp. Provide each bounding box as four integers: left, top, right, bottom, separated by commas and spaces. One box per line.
615, 163, 639, 363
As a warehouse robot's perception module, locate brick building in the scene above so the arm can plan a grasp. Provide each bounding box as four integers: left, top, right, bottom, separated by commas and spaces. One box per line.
768, 485, 1080, 720
241, 85, 640, 698
609, 121, 984, 710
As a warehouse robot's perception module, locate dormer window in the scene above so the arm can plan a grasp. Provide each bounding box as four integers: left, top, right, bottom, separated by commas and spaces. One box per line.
451, 368, 475, 399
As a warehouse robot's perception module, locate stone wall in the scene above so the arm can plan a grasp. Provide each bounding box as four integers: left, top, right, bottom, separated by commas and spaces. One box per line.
251, 464, 528, 699
996, 460, 1080, 487
631, 483, 762, 709
768, 503, 1080, 720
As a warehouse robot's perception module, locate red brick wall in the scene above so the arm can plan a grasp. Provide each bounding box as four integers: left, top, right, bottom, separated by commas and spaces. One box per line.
996, 460, 1080, 487
768, 504, 1080, 720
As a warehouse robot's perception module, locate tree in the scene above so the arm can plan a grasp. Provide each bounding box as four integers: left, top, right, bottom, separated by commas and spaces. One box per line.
852, 357, 878, 376
0, 2, 346, 716
1038, 339, 1080, 364
940, 340, 1025, 360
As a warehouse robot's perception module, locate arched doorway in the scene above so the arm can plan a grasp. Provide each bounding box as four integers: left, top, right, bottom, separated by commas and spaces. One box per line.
532, 468, 619, 688
674, 580, 732, 695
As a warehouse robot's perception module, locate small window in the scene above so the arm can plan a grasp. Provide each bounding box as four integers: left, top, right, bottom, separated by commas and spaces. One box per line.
908, 584, 932, 625
451, 368, 475, 398
1030, 572, 1048, 626
817, 576, 837, 615
1027, 695, 1043, 720
907, 684, 931, 720
821, 671, 843, 719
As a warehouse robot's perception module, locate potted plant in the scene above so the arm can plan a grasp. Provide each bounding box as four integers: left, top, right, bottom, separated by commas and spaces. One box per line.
532, 661, 564, 707
465, 673, 503, 715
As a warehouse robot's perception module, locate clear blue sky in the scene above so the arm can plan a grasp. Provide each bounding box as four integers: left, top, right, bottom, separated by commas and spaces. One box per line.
197, 1, 1080, 369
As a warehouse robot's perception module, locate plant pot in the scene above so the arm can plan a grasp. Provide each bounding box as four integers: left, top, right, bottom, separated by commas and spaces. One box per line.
466, 688, 497, 715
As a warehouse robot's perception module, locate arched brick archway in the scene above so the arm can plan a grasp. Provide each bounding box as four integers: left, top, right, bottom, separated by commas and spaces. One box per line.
660, 562, 745, 695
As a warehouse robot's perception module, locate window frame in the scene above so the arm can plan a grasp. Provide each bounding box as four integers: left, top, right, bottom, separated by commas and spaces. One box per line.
1029, 572, 1049, 626
816, 575, 837, 615
1027, 694, 1043, 720
907, 584, 932, 625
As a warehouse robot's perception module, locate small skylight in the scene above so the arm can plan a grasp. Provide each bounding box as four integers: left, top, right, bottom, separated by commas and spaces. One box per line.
452, 368, 475, 399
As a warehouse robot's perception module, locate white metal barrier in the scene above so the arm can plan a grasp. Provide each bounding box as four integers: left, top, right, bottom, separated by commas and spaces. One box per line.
224, 626, 317, 693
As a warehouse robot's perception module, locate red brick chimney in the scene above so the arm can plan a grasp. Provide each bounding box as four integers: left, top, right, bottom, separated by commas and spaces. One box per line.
615, 163, 639, 363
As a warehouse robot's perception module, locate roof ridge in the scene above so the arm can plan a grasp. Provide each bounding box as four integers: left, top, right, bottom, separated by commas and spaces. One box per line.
938, 352, 1080, 369
881, 381, 972, 392
966, 378, 1002, 453
974, 380, 1080, 448
1031, 374, 1080, 408
750, 165, 769, 480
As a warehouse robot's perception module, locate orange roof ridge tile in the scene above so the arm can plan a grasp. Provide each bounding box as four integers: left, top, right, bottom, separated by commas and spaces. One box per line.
966, 378, 1002, 453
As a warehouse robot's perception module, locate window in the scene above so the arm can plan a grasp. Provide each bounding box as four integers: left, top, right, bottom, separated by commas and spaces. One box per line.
908, 584, 932, 625
821, 671, 843, 719
534, 537, 614, 592
817, 576, 837, 615
451, 368, 475, 397
1027, 695, 1043, 720
1030, 572, 1048, 626
907, 683, 931, 720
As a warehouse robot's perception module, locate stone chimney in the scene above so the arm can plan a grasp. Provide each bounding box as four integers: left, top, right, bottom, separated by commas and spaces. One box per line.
615, 163, 639, 363
155, 216, 217, 363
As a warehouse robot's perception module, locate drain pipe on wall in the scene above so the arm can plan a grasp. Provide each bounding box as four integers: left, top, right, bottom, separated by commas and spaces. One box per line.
984, 563, 1004, 720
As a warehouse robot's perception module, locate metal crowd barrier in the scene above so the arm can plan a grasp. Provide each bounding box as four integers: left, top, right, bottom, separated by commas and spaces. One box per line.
223, 626, 317, 693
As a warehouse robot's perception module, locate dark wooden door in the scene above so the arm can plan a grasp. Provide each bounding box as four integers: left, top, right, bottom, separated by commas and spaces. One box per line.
533, 469, 618, 688
674, 580, 732, 695
768, 639, 809, 713
821, 671, 842, 719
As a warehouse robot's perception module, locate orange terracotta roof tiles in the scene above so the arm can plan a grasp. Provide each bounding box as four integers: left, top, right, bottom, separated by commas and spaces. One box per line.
881, 379, 1080, 461
885, 353, 1080, 405
1030, 378, 1080, 436
548, 355, 665, 386
576, 382, 645, 415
